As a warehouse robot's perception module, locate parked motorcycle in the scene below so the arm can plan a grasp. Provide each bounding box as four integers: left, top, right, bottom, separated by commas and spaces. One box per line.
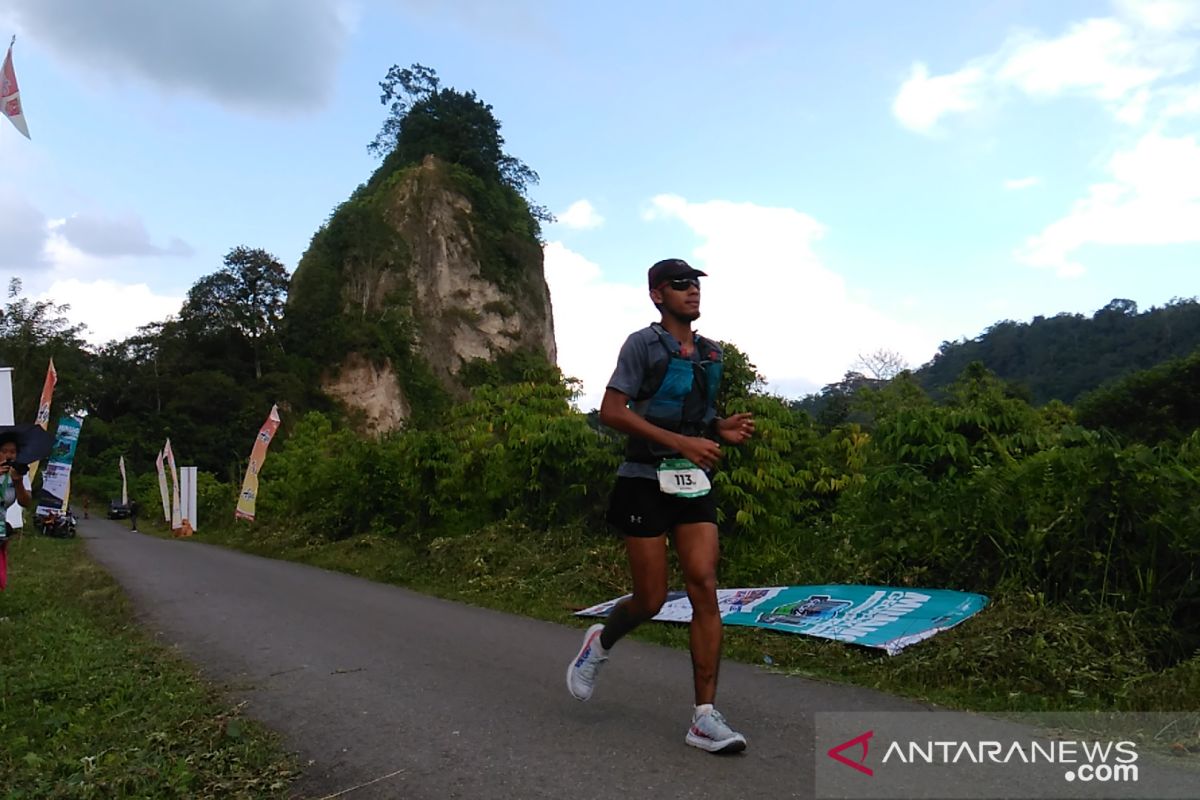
38, 511, 77, 538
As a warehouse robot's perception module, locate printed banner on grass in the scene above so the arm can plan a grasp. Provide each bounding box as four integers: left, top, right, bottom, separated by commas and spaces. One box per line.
577, 585, 988, 655
236, 404, 280, 521
34, 415, 83, 518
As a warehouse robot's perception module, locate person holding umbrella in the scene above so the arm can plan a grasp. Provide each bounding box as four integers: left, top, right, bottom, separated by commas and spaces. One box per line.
0, 424, 53, 591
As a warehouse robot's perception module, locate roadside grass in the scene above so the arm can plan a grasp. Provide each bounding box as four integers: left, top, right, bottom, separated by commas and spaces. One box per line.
186, 518, 1199, 723
0, 535, 296, 799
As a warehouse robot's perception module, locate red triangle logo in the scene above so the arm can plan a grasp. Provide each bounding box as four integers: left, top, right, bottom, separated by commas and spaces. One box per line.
827, 730, 874, 776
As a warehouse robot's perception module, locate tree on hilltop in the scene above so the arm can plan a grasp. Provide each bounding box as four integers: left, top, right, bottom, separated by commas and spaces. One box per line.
367, 63, 550, 224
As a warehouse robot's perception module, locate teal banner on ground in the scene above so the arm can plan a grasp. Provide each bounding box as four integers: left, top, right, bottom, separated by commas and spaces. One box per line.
577, 585, 989, 655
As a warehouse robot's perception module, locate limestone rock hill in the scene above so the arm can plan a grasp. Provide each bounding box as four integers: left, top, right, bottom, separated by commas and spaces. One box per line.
285, 155, 557, 434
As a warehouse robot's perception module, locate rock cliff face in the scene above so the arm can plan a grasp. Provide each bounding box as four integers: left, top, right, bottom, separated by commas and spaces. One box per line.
286, 155, 556, 434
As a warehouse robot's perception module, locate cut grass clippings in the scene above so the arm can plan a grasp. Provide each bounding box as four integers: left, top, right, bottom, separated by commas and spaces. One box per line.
0, 535, 296, 799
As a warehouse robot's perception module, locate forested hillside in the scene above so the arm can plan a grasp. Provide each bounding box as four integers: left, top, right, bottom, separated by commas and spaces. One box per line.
916, 297, 1200, 404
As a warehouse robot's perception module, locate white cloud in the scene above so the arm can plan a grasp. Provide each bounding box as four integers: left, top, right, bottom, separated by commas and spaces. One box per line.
894, 2, 1200, 133
2, 0, 351, 113
996, 18, 1167, 102
1114, 0, 1200, 32
636, 195, 936, 398
1017, 132, 1200, 275
543, 242, 649, 411
35, 278, 184, 345
1004, 176, 1042, 190
1160, 81, 1200, 117
556, 199, 604, 230
892, 62, 987, 133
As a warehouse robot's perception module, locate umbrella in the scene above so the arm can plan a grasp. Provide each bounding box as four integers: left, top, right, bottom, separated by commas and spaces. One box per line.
0, 423, 55, 471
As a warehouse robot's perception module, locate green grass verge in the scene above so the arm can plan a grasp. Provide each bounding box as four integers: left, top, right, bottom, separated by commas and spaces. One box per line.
0, 535, 296, 799
181, 518, 1199, 720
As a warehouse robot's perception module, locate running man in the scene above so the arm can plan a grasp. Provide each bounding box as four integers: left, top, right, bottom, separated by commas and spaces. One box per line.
567, 258, 755, 754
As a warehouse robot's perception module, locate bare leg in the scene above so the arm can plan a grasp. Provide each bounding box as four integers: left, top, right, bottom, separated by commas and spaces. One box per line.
601, 535, 668, 650
673, 522, 721, 705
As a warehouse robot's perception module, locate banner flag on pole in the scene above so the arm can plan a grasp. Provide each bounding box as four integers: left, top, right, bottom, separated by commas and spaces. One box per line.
163, 438, 181, 529
34, 416, 83, 518
236, 404, 281, 521
2, 36, 30, 139
26, 358, 56, 484
154, 448, 170, 523
118, 455, 128, 506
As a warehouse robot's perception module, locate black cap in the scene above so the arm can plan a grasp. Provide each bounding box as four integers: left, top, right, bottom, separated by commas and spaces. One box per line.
648, 258, 707, 290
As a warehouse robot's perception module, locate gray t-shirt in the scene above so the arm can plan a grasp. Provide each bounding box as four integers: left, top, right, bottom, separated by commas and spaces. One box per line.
607, 324, 717, 479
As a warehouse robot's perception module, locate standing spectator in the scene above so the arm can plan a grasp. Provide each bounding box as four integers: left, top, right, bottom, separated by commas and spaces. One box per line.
0, 432, 34, 591
129, 498, 139, 533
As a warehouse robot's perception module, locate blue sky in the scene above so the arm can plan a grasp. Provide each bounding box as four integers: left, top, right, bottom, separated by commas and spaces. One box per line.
2, 0, 1199, 411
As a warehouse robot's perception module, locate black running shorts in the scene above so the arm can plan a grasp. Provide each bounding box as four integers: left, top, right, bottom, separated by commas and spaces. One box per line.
605, 476, 718, 537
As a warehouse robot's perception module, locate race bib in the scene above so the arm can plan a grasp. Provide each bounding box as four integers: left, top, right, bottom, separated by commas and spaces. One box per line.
657, 458, 711, 498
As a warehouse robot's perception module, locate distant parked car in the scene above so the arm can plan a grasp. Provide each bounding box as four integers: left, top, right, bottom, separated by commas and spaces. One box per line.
108, 500, 131, 520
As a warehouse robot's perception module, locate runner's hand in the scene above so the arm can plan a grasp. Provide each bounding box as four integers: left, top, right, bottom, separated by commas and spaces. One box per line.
716, 413, 756, 445
676, 436, 721, 470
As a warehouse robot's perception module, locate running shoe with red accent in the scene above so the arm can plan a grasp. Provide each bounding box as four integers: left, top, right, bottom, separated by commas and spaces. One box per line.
566, 623, 608, 701
686, 708, 747, 753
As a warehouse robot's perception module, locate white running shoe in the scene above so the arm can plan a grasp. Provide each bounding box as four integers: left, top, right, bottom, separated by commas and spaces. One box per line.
566, 623, 608, 701
686, 707, 747, 753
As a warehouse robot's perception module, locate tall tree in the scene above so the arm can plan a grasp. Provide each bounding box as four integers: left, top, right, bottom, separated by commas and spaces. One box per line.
180, 247, 289, 379
852, 348, 909, 380
0, 277, 91, 418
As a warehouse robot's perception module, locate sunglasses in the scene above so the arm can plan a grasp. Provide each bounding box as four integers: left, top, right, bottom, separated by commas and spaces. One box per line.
660, 277, 700, 291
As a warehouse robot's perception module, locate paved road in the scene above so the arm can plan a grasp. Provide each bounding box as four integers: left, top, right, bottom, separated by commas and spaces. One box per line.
81, 518, 1198, 800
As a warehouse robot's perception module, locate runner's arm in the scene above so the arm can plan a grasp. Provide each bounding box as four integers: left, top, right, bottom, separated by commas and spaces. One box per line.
599, 388, 722, 469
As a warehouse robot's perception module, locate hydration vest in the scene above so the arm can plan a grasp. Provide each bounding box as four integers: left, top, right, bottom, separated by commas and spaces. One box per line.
626, 323, 724, 464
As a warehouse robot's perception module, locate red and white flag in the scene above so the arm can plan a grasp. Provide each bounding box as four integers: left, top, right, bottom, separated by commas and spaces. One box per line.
2, 37, 30, 139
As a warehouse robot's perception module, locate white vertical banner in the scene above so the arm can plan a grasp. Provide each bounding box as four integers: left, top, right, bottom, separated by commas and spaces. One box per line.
164, 439, 181, 530
155, 448, 170, 522
0, 366, 17, 530
180, 466, 198, 533
0, 366, 13, 425
119, 455, 128, 506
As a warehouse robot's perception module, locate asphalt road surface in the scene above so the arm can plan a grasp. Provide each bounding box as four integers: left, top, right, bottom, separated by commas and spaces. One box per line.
80, 517, 1199, 800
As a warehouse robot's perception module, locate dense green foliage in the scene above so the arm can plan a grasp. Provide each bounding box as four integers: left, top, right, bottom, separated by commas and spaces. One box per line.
1075, 348, 1200, 443
0, 279, 91, 420
916, 297, 1200, 404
